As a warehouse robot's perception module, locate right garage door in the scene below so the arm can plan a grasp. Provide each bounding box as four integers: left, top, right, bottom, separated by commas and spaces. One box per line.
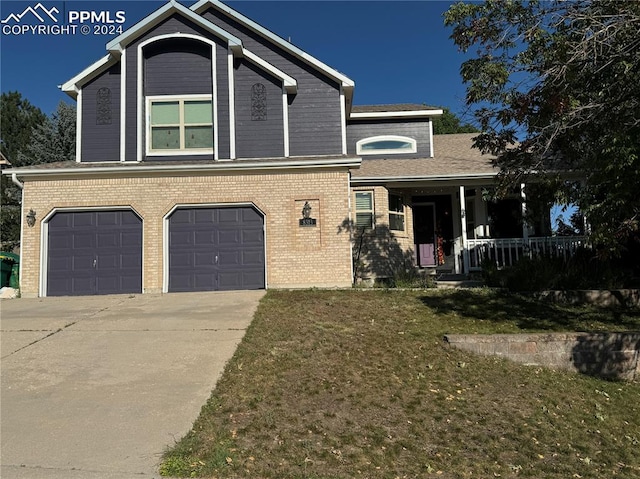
168, 206, 265, 292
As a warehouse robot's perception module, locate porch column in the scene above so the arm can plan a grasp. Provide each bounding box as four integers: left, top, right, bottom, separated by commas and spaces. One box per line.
520, 183, 529, 258
459, 185, 470, 274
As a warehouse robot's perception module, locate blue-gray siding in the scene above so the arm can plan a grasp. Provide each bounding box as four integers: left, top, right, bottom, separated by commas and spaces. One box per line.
347, 119, 432, 159
125, 15, 221, 161
235, 61, 284, 158
144, 38, 212, 96
202, 8, 343, 156
81, 64, 121, 162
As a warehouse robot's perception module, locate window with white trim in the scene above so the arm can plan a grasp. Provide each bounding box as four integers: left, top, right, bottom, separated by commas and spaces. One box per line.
147, 96, 213, 154
389, 193, 405, 231
355, 191, 374, 229
356, 135, 417, 155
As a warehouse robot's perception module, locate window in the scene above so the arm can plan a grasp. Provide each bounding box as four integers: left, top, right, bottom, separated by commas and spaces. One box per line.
355, 191, 374, 229
356, 135, 417, 155
389, 193, 405, 231
148, 97, 213, 154
465, 198, 476, 239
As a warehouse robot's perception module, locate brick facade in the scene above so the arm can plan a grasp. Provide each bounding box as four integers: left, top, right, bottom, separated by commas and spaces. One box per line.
19, 169, 354, 297
351, 185, 416, 280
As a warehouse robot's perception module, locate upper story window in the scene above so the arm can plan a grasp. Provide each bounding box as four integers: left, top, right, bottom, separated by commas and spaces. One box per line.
147, 96, 213, 155
356, 135, 417, 155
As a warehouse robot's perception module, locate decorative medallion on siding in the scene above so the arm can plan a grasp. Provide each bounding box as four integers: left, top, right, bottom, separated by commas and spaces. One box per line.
96, 88, 112, 125
251, 83, 267, 121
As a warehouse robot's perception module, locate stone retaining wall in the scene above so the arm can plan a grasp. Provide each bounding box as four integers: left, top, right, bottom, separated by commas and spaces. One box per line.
534, 290, 640, 308
444, 332, 640, 381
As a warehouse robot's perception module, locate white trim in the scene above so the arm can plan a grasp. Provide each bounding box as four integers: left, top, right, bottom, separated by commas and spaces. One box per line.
137, 41, 143, 162
61, 54, 116, 98
137, 33, 219, 161
520, 183, 529, 242
228, 50, 236, 159
340, 87, 347, 155
459, 185, 470, 275
242, 49, 297, 94
162, 202, 267, 293
347, 172, 354, 283
4, 157, 362, 178
356, 135, 417, 156
145, 95, 214, 156
39, 206, 144, 297
429, 118, 434, 158
106, 1, 242, 54
75, 89, 82, 162
212, 44, 218, 160
120, 48, 127, 162
350, 172, 496, 184
191, 0, 354, 89
282, 88, 289, 157
350, 109, 444, 120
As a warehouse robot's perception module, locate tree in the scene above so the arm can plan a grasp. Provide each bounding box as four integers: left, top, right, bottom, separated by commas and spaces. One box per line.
21, 101, 76, 165
432, 107, 479, 134
445, 0, 640, 251
0, 94, 75, 249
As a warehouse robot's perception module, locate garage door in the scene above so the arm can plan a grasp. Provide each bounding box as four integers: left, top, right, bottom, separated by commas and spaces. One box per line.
47, 210, 143, 296
168, 206, 265, 292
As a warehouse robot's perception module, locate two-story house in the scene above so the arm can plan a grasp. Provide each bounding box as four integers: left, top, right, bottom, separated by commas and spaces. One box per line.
4, 0, 583, 297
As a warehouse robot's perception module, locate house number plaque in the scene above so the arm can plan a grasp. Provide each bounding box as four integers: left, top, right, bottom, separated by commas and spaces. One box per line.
299, 201, 317, 226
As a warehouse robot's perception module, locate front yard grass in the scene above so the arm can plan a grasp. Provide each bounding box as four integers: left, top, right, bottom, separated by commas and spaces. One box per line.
161, 289, 640, 479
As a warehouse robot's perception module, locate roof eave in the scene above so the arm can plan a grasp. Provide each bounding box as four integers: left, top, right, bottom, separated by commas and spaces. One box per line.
349, 109, 444, 120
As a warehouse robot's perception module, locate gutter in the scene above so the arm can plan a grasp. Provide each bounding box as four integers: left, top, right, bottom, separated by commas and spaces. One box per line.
350, 172, 497, 184
2, 157, 362, 179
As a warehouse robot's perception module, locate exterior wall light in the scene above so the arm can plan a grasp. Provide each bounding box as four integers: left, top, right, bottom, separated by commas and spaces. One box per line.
26, 209, 37, 228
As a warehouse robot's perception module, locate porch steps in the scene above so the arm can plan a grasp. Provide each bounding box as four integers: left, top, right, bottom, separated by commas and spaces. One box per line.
435, 273, 484, 289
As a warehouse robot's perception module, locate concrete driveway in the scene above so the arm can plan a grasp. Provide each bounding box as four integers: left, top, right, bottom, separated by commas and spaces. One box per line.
0, 290, 265, 479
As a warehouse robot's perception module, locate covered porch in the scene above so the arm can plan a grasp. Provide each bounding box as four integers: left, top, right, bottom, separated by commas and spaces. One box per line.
351, 179, 587, 278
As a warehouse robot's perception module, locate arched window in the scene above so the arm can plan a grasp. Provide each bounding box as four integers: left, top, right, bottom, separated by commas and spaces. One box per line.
356, 135, 417, 155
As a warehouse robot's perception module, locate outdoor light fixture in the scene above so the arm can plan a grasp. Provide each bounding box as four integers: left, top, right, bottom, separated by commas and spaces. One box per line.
26, 209, 36, 228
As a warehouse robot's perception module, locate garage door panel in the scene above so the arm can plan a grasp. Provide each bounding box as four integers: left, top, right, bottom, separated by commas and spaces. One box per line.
73, 232, 95, 249
96, 211, 119, 226
71, 212, 95, 227
195, 209, 215, 224
242, 229, 263, 244
194, 231, 216, 245
121, 231, 143, 247
218, 229, 240, 245
47, 210, 142, 296
168, 206, 265, 292
218, 209, 240, 223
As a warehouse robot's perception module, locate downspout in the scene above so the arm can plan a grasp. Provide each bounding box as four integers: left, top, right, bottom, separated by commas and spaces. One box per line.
10, 172, 25, 294
11, 172, 24, 189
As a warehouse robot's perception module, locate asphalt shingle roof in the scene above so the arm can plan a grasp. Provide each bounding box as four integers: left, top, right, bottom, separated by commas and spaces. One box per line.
351, 133, 497, 179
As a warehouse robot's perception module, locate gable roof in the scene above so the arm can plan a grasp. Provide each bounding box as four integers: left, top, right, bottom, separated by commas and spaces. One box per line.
106, 0, 242, 53
61, 0, 349, 100
350, 133, 497, 183
190, 0, 355, 93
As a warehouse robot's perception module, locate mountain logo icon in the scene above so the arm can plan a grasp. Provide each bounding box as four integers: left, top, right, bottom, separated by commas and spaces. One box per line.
1, 3, 59, 24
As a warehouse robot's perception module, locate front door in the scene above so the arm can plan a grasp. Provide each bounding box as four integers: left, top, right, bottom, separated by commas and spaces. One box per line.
413, 203, 436, 267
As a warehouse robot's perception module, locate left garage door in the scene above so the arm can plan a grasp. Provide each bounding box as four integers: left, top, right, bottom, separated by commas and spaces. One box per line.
47, 210, 143, 296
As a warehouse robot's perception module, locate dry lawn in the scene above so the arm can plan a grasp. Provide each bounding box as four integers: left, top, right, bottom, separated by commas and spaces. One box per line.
161, 289, 640, 479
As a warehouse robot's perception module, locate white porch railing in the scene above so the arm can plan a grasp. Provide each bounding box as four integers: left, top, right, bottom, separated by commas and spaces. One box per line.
467, 236, 588, 270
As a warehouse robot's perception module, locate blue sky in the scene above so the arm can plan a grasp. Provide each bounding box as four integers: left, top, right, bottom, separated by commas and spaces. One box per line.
0, 0, 471, 117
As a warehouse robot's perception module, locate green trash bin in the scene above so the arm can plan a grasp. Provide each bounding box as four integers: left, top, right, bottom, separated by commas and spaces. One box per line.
0, 252, 20, 288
